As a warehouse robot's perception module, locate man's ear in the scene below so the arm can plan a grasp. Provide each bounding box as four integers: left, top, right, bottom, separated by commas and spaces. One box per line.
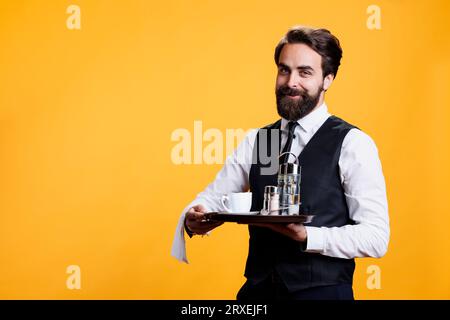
323, 74, 334, 91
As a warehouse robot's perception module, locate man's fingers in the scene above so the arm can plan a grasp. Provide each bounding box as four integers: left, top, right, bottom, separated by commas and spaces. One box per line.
186, 210, 206, 221
189, 221, 223, 234
185, 205, 223, 234
192, 204, 208, 213
286, 223, 303, 231
201, 220, 222, 227
191, 211, 205, 219
190, 220, 222, 229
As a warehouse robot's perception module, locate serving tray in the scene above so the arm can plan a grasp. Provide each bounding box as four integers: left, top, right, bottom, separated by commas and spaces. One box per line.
204, 212, 314, 224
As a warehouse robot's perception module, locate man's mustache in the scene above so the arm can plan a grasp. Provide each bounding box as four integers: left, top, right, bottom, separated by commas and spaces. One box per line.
277, 86, 305, 97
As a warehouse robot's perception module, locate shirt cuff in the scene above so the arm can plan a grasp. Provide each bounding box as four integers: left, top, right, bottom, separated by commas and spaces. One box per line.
304, 226, 325, 253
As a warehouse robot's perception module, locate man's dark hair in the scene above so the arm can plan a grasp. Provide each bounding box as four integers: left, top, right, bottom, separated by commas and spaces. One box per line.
274, 26, 343, 78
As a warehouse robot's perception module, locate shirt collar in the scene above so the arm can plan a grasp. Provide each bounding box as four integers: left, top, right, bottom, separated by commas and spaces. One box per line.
281, 102, 330, 133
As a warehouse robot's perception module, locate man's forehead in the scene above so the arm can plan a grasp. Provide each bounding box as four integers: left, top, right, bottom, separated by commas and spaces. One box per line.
278, 43, 322, 67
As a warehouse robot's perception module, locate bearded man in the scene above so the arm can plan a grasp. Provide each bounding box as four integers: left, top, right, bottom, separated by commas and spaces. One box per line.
172, 26, 390, 300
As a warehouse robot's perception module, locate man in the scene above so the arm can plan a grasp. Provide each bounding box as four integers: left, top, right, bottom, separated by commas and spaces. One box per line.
171, 26, 390, 300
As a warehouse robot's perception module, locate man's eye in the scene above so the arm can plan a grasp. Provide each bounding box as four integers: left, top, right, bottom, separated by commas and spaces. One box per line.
279, 68, 289, 74
300, 71, 311, 76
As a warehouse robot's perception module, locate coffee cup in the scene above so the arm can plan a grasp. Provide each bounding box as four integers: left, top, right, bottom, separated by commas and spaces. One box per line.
221, 192, 253, 213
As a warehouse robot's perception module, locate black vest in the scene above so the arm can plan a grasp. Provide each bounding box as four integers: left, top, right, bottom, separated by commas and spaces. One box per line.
246, 115, 357, 292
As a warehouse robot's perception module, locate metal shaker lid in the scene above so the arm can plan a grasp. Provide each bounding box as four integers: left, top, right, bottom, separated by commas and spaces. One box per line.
279, 162, 300, 174
264, 185, 278, 194
278, 152, 300, 174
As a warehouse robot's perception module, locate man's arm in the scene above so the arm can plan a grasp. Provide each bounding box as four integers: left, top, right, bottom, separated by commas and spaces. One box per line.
171, 129, 258, 263
304, 128, 390, 258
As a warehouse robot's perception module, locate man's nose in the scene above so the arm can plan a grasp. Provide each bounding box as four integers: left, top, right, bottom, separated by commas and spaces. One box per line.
287, 72, 300, 88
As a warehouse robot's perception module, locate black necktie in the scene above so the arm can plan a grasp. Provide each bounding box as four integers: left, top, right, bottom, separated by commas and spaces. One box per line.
280, 121, 298, 164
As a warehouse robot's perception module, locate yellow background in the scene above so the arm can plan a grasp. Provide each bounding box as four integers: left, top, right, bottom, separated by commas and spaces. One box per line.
1, 0, 449, 299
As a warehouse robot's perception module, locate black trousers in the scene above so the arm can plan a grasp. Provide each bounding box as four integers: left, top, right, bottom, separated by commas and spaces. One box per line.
237, 272, 354, 300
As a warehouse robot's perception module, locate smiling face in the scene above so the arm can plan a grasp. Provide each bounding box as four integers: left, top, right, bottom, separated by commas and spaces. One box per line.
275, 43, 334, 121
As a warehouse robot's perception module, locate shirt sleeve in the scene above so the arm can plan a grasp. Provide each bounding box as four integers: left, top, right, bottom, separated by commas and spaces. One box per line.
171, 129, 258, 263
304, 128, 390, 259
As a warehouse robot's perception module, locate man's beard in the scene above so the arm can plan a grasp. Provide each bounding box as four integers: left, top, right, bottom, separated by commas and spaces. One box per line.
276, 84, 323, 121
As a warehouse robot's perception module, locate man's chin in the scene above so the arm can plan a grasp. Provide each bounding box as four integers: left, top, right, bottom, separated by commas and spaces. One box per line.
277, 104, 317, 121
277, 109, 300, 121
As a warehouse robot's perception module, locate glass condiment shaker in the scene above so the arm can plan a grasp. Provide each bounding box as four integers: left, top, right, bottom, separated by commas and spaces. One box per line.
261, 186, 279, 215
277, 152, 301, 215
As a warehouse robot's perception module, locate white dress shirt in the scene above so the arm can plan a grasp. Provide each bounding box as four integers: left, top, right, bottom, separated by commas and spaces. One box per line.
171, 103, 390, 263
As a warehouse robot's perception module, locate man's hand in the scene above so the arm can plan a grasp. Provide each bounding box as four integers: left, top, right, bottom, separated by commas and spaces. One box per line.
185, 204, 223, 235
251, 223, 307, 242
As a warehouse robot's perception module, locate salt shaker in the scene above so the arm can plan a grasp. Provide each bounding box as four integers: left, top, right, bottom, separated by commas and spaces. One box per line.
261, 186, 279, 215
268, 189, 280, 215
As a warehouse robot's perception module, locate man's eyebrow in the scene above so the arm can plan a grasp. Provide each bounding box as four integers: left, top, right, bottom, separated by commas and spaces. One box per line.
296, 65, 315, 72
278, 63, 315, 72
278, 63, 290, 69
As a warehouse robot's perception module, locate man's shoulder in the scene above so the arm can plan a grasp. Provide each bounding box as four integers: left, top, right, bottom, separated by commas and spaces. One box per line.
328, 116, 378, 152
328, 115, 359, 131
342, 127, 379, 154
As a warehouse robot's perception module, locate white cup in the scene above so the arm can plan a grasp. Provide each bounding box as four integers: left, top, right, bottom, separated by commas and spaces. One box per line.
221, 192, 253, 213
